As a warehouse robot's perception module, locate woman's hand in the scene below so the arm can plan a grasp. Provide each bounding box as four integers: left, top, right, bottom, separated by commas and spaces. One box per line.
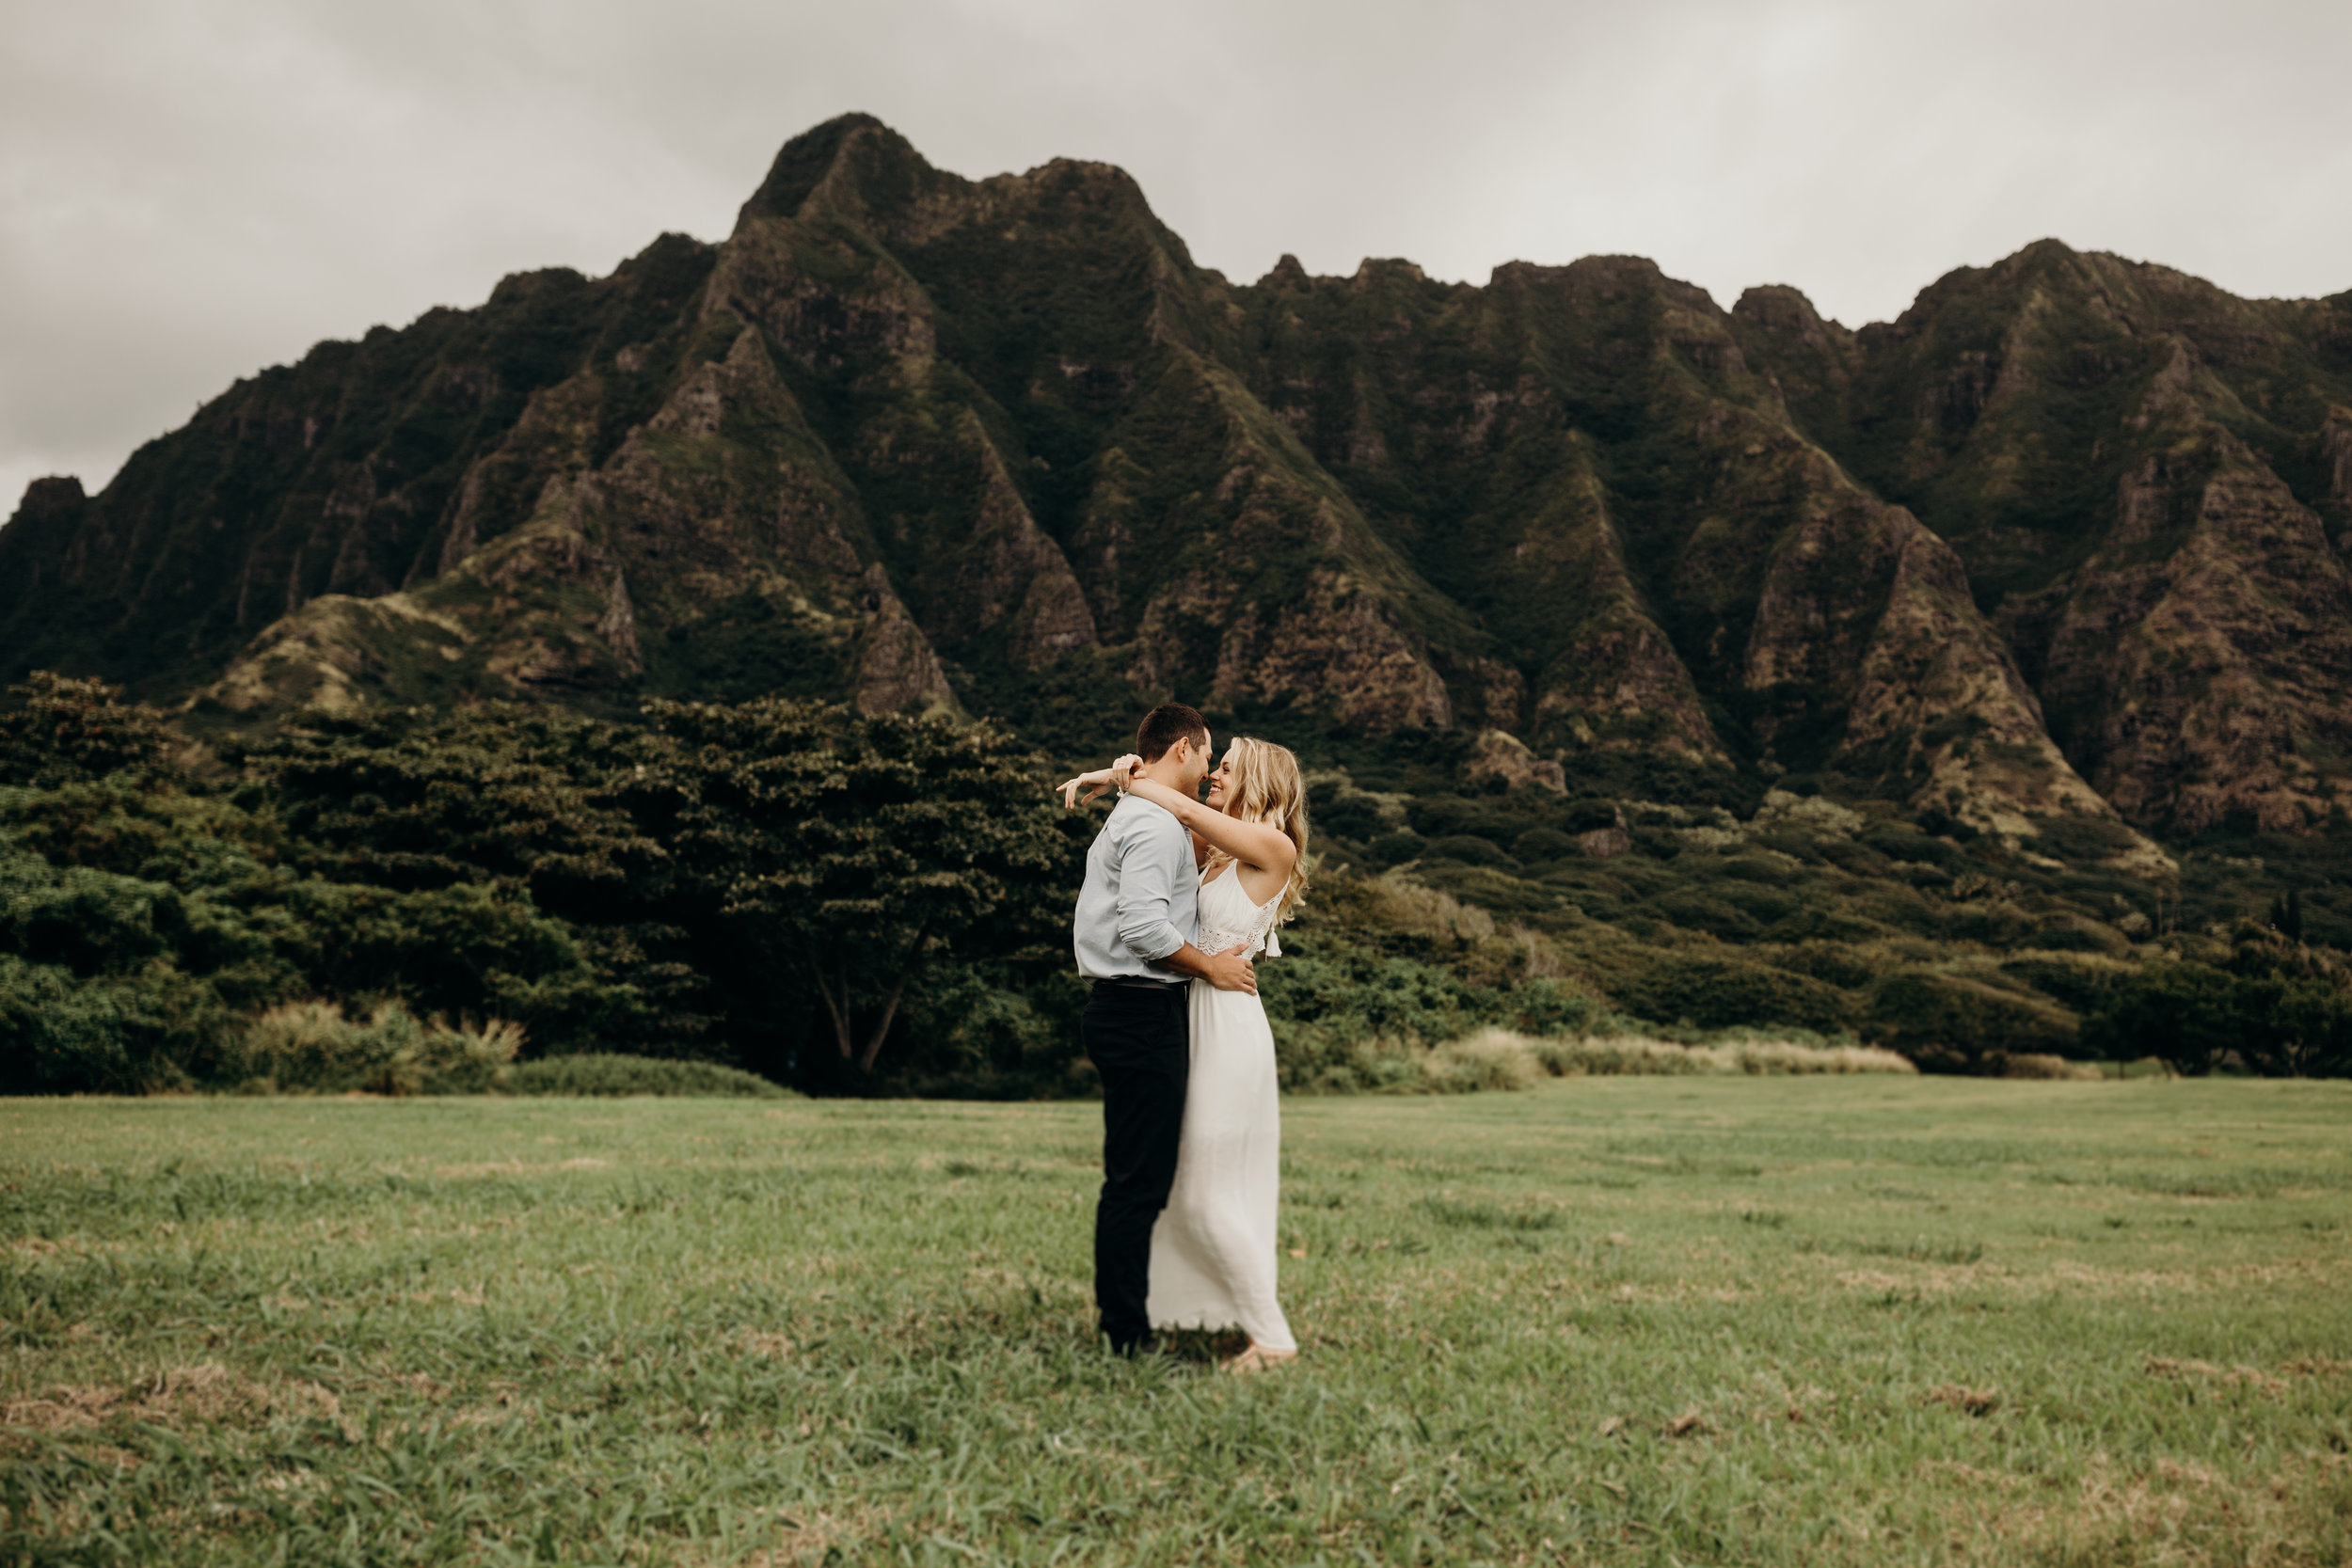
1057, 754, 1148, 809
1057, 768, 1119, 809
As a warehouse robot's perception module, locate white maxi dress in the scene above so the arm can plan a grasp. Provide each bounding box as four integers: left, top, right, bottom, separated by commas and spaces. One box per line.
1146, 865, 1297, 1353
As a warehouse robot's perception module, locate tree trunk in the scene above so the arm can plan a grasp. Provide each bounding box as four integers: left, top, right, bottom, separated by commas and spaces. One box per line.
857, 931, 930, 1073
808, 959, 852, 1059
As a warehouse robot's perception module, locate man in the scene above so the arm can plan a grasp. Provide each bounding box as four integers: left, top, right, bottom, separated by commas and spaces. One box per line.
1071, 702, 1256, 1356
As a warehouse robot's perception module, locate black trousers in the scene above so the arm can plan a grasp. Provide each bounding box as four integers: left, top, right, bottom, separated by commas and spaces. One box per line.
1081, 982, 1190, 1351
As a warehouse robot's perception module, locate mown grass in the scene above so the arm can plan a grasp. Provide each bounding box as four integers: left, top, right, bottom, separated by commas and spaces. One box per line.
4, 1080, 2349, 1565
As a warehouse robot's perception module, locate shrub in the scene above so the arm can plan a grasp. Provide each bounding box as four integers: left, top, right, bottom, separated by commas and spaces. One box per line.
1558, 798, 1623, 834
1867, 971, 2078, 1073
1261, 942, 1509, 1089
1998, 952, 2129, 1012
2004, 1053, 2103, 1080
1773, 942, 1884, 990
0, 955, 218, 1094
506, 1053, 791, 1098
2029, 915, 2129, 957
1862, 826, 1957, 866
1618, 956, 1857, 1033
890, 967, 1092, 1099
1271, 1030, 1437, 1094
417, 1018, 528, 1094
1422, 835, 1516, 869
231, 1002, 522, 1095
1406, 798, 1518, 842
2034, 815, 2145, 863
1311, 790, 1391, 843
1513, 828, 1579, 863
1652, 892, 1764, 942
1505, 978, 1622, 1037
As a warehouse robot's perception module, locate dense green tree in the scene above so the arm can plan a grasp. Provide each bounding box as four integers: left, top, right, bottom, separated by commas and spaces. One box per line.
646, 700, 1085, 1074
2223, 928, 2352, 1078
2078, 962, 2247, 1076
243, 705, 706, 1053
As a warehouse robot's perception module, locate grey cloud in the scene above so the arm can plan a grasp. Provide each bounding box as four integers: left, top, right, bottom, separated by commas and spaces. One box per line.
4, 0, 2347, 513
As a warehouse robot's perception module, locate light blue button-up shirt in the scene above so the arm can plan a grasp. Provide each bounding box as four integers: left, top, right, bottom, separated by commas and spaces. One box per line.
1073, 794, 1198, 981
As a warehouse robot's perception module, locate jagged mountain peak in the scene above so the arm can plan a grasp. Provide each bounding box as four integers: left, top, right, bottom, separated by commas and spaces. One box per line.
734, 111, 920, 227
1731, 284, 1835, 336
1260, 253, 1311, 289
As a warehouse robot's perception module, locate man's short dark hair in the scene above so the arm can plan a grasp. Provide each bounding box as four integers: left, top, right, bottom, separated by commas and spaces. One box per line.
1136, 703, 1210, 764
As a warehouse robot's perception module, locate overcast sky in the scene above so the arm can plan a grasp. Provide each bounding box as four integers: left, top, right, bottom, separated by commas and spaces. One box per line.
5, 0, 2347, 515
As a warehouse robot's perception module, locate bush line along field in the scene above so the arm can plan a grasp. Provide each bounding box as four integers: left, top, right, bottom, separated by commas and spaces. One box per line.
4, 1081, 2348, 1564
7, 673, 2352, 1098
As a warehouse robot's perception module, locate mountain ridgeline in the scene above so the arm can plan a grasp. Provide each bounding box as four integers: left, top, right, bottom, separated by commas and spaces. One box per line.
8, 114, 2352, 846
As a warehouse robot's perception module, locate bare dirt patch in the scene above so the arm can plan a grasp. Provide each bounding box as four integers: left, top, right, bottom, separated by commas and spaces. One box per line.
1924, 1385, 2001, 1417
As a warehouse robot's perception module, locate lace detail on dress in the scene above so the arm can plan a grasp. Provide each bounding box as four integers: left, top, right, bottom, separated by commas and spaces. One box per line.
1195, 867, 1284, 960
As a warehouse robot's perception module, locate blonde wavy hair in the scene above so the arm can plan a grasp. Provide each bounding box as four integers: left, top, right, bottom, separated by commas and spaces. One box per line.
1204, 736, 1311, 925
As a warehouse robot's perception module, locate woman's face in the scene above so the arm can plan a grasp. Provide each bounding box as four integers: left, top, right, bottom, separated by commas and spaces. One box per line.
1204, 749, 1237, 812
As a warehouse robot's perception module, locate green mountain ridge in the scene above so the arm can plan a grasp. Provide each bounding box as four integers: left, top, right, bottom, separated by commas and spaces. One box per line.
8, 114, 2352, 845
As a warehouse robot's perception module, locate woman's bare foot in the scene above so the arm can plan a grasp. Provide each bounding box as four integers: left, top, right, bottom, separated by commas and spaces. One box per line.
1222, 1342, 1298, 1375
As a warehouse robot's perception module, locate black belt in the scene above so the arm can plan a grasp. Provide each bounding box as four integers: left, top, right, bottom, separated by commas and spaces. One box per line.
1091, 976, 1188, 992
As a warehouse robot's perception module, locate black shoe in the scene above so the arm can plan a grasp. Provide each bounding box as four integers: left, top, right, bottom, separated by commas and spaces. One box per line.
1111, 1333, 1184, 1366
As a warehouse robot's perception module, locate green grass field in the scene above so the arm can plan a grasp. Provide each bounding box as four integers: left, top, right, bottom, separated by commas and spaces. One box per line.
5, 1080, 2349, 1566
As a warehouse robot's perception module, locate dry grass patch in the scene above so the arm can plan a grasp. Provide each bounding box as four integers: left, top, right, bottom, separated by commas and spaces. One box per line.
1976, 1451, 2352, 1567
717, 1505, 902, 1568
428, 1157, 609, 1179
2146, 1357, 2290, 1398
2, 1364, 356, 1439
2283, 1356, 2351, 1379
739, 1331, 798, 1359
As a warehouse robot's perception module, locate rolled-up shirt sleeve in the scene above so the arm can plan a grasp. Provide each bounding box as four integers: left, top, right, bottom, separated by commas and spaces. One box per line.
1114, 816, 1189, 962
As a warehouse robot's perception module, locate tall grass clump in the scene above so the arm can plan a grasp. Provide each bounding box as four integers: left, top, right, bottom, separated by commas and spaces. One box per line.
1422, 1033, 1546, 1093
1452, 1027, 1915, 1087
232, 1003, 521, 1095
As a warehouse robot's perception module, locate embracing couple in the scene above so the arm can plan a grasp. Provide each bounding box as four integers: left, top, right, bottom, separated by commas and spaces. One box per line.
1059, 703, 1308, 1373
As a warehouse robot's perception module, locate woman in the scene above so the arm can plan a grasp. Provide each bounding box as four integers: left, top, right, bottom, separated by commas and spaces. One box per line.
1062, 737, 1310, 1372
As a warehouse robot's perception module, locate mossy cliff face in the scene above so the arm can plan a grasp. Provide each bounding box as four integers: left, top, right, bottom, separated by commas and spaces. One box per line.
5, 117, 2347, 842
1733, 245, 2352, 833
1219, 252, 2116, 847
